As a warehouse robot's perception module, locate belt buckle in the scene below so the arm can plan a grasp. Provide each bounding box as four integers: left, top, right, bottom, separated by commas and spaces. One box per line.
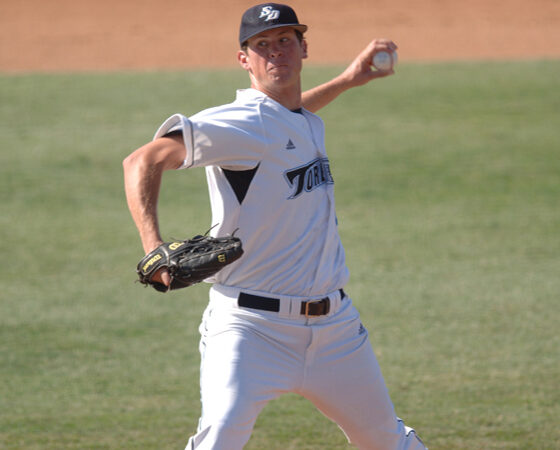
303, 297, 330, 317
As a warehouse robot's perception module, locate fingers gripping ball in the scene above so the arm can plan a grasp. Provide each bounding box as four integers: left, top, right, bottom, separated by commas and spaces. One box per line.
372, 50, 398, 71
137, 234, 244, 292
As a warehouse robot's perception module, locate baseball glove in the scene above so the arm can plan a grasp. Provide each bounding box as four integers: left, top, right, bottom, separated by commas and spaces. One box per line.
136, 234, 243, 292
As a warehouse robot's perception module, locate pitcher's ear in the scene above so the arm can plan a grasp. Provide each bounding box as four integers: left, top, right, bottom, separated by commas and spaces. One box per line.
238, 50, 250, 69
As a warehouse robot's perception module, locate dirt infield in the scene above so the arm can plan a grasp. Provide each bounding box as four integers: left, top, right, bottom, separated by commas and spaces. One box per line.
1, 0, 559, 72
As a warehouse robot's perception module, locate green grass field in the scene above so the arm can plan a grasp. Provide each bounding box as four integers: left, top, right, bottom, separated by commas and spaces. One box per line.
1, 59, 559, 449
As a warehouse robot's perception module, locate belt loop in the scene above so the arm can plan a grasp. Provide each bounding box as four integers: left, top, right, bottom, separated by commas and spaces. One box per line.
277, 295, 292, 318
326, 288, 346, 317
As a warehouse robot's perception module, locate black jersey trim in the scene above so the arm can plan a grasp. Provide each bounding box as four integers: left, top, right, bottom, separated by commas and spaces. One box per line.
222, 164, 260, 204
162, 129, 182, 138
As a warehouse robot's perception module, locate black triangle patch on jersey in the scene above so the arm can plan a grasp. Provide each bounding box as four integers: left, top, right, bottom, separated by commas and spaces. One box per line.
285, 139, 296, 150
222, 164, 260, 204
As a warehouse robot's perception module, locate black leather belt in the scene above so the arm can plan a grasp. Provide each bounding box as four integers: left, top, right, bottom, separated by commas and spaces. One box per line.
238, 289, 346, 317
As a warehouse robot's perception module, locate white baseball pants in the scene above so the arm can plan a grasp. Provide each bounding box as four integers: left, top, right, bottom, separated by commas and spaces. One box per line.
185, 285, 426, 449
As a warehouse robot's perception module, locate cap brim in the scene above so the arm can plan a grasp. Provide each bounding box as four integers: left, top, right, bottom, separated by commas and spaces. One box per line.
241, 24, 308, 45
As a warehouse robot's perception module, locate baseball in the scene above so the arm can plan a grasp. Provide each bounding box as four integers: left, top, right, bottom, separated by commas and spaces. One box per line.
372, 50, 398, 71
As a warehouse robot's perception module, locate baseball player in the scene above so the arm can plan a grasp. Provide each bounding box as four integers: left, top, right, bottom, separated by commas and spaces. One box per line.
123, 3, 426, 449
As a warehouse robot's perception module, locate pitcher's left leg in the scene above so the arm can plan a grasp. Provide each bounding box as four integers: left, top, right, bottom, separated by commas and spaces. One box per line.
301, 302, 426, 449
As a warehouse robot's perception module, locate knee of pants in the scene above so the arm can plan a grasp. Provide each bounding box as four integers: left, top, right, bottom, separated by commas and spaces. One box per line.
200, 393, 265, 432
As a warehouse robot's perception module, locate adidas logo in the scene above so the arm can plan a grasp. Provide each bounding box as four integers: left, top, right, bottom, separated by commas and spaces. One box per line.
285, 139, 296, 150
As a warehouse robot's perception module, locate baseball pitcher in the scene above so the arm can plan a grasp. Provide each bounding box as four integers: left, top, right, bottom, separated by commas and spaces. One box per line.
123, 3, 425, 449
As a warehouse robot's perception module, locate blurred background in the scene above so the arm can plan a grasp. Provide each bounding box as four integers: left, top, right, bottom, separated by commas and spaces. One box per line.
2, 0, 559, 72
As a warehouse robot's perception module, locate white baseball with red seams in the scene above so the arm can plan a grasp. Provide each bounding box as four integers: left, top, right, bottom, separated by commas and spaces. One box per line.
373, 50, 398, 70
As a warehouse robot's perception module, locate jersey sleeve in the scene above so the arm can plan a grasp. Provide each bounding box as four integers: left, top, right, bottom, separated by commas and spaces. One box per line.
153, 105, 267, 170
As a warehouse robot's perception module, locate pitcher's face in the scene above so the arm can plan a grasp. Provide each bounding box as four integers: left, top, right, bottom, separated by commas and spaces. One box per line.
238, 27, 308, 92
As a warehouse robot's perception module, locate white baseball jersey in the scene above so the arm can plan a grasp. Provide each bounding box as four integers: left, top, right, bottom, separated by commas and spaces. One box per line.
154, 88, 349, 297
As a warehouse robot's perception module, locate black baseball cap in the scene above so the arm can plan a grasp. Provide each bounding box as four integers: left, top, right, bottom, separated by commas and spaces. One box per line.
239, 3, 308, 46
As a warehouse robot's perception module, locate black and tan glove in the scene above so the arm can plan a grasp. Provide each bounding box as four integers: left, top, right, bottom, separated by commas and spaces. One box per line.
136, 234, 243, 292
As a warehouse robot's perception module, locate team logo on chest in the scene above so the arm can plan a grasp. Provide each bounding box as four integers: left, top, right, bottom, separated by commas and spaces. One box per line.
284, 157, 334, 199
